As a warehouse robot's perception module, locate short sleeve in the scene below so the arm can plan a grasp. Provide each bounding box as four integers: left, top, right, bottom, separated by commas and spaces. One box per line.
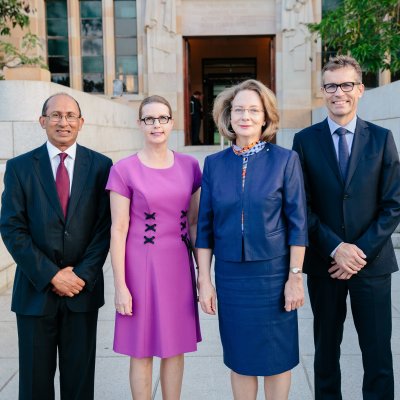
192, 159, 202, 194
105, 164, 131, 199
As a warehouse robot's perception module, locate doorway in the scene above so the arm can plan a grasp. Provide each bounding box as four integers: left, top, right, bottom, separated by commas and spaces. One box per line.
184, 36, 275, 145
203, 58, 256, 145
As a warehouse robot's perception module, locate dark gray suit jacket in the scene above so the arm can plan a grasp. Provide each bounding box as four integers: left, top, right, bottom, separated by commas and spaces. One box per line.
0, 143, 112, 315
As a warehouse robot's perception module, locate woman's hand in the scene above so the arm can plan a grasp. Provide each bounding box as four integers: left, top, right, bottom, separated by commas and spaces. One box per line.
115, 285, 133, 316
198, 279, 217, 315
284, 273, 304, 312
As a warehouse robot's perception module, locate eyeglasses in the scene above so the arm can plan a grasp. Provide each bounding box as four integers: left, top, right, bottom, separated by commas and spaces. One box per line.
140, 116, 172, 125
44, 112, 81, 123
231, 107, 264, 117
323, 82, 361, 94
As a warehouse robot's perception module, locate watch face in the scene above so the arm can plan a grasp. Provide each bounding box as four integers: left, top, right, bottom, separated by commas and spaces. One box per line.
291, 267, 301, 273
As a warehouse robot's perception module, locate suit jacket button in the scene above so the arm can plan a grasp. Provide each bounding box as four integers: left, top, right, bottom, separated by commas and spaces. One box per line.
64, 231, 69, 236
341, 225, 345, 230
343, 194, 349, 199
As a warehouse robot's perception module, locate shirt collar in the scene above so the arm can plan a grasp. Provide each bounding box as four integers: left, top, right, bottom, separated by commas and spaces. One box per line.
46, 141, 77, 160
328, 115, 358, 136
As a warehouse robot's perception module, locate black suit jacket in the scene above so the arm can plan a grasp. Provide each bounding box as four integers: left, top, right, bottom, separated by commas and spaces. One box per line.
293, 117, 400, 277
0, 143, 112, 315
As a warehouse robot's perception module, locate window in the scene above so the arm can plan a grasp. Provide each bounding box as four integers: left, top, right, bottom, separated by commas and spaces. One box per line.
80, 0, 104, 92
114, 0, 138, 93
46, 0, 70, 86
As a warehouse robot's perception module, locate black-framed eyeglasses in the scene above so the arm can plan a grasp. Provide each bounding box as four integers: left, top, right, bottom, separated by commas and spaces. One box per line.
141, 116, 171, 125
323, 82, 361, 94
43, 112, 81, 123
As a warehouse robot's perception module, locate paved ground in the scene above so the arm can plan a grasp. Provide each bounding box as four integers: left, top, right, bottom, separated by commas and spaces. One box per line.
1, 255, 399, 399
0, 146, 399, 399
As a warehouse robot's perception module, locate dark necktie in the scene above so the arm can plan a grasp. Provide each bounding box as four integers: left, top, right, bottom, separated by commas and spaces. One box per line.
56, 153, 70, 217
336, 127, 349, 180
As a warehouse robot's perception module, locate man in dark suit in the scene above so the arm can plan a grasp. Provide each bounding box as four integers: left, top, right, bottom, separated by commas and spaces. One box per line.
190, 91, 203, 145
293, 55, 400, 399
0, 93, 112, 400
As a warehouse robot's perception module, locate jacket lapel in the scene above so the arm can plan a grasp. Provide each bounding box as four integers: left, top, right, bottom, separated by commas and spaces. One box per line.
66, 144, 91, 223
33, 144, 65, 221
316, 119, 343, 184
345, 118, 369, 188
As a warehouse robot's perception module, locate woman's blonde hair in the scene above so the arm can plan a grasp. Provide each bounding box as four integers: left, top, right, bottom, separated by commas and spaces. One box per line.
139, 95, 172, 118
212, 79, 279, 142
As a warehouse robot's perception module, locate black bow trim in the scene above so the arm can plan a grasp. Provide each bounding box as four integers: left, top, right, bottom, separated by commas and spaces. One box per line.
144, 236, 155, 244
181, 233, 192, 251
145, 223, 157, 232
180, 210, 188, 218
180, 221, 187, 231
144, 212, 156, 220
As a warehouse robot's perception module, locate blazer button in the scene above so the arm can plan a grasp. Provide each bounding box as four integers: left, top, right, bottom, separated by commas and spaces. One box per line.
341, 225, 345, 230
64, 231, 69, 236
343, 194, 349, 200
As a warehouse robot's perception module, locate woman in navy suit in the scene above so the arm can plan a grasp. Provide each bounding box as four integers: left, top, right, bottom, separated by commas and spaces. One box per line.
196, 79, 308, 399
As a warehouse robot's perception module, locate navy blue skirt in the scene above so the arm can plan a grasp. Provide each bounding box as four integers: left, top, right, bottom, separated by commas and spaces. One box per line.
215, 255, 299, 376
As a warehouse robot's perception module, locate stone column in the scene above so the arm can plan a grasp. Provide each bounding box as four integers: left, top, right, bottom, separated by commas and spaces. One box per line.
68, 0, 83, 91
103, 0, 116, 96
144, 0, 184, 147
276, 0, 315, 147
1, 0, 46, 65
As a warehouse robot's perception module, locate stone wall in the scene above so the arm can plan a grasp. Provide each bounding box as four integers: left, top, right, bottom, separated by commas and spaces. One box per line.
0, 80, 144, 161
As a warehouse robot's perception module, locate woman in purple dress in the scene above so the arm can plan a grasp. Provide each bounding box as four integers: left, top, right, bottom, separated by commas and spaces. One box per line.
106, 95, 202, 399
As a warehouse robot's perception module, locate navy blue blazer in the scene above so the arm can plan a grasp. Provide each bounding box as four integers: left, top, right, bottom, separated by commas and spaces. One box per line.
195, 144, 308, 262
293, 118, 400, 276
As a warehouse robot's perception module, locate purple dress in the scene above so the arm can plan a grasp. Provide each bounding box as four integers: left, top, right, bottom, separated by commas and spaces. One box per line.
106, 152, 202, 358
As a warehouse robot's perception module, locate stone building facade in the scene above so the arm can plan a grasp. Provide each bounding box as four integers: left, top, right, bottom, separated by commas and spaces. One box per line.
4, 0, 323, 146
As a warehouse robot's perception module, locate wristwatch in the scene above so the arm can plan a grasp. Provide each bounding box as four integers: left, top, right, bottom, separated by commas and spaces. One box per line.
290, 267, 303, 274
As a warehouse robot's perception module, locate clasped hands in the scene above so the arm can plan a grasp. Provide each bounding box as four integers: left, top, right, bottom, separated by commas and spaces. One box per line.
51, 266, 85, 297
329, 242, 367, 280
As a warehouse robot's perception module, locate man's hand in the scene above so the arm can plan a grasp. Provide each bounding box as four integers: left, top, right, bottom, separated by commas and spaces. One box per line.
51, 266, 85, 297
330, 243, 367, 278
328, 262, 354, 280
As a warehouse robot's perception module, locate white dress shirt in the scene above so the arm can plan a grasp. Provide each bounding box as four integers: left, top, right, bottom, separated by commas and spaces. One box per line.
327, 116, 358, 258
46, 141, 77, 194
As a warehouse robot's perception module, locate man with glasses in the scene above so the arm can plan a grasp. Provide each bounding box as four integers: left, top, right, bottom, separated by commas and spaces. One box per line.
293, 55, 400, 399
0, 92, 112, 400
